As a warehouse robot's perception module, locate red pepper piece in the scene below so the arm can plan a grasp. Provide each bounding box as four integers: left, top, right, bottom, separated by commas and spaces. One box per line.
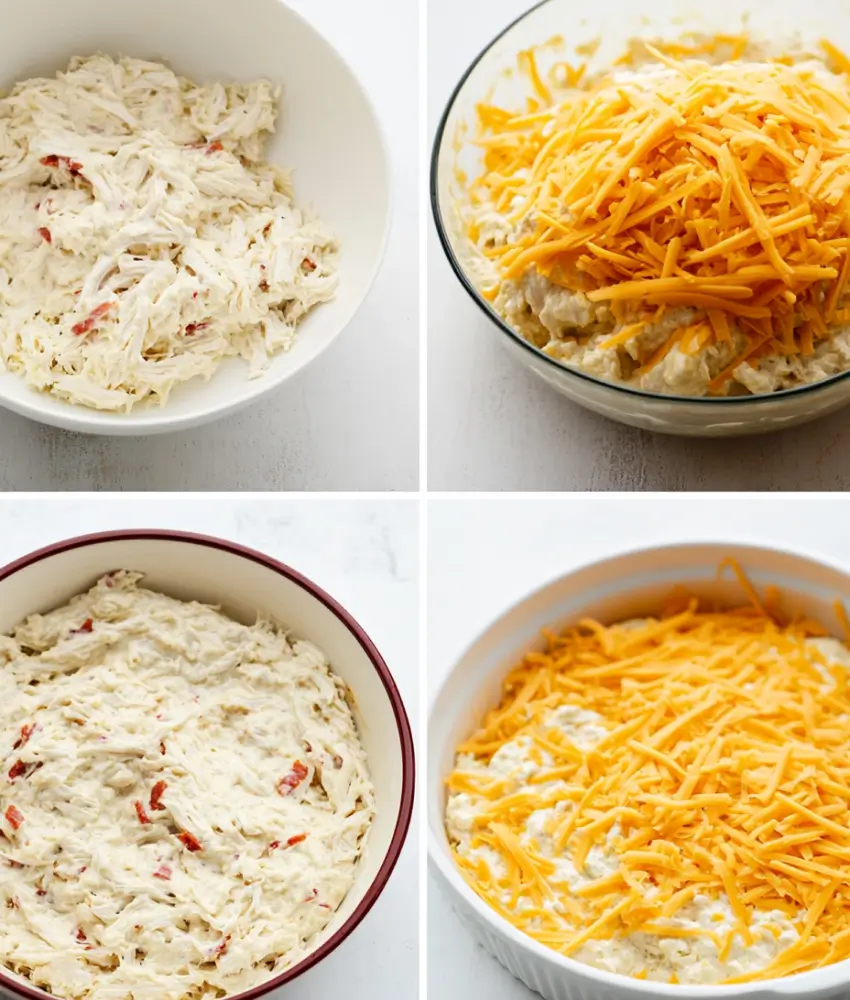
72, 302, 114, 337
41, 155, 83, 175
302, 258, 317, 272
153, 863, 172, 880
211, 934, 231, 958
75, 928, 87, 942
178, 831, 202, 852
150, 780, 167, 810
12, 724, 35, 751
38, 227, 52, 244
206, 142, 224, 154
134, 801, 151, 825
276, 761, 308, 796
71, 619, 93, 635
304, 888, 318, 902
8, 760, 27, 781
4, 806, 23, 830
268, 840, 281, 851
286, 834, 307, 847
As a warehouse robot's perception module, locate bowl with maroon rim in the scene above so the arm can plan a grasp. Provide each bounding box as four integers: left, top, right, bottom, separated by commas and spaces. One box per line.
0, 529, 415, 1000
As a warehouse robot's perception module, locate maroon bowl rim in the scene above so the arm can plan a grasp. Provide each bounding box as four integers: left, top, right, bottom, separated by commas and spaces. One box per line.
0, 528, 416, 1000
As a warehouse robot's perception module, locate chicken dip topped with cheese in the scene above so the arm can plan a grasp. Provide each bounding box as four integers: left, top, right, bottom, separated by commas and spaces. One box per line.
456, 35, 850, 396
0, 55, 338, 412
0, 571, 374, 1000
446, 565, 850, 984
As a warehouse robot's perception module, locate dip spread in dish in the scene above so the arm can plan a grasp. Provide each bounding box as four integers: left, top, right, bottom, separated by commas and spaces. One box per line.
458, 35, 850, 397
0, 571, 374, 1000
446, 564, 850, 984
0, 55, 338, 412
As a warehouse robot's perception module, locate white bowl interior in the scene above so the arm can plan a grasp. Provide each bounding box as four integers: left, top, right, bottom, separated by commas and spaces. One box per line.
434, 0, 850, 436
0, 537, 406, 997
0, 0, 390, 435
429, 542, 850, 998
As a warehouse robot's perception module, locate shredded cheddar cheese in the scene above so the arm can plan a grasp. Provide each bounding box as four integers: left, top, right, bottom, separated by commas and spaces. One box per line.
446, 563, 850, 984
460, 35, 850, 396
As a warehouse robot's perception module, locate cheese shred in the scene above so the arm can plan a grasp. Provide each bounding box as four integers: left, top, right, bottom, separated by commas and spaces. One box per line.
447, 561, 850, 983
463, 34, 850, 395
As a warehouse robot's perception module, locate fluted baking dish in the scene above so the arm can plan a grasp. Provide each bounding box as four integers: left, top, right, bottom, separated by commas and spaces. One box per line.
428, 542, 850, 999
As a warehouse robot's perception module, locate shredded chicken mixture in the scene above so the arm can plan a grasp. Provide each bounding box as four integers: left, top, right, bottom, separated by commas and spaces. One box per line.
0, 572, 374, 1000
0, 55, 339, 412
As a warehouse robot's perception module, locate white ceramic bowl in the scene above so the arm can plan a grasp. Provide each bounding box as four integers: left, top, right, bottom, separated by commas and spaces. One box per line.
0, 0, 390, 436
431, 0, 850, 437
0, 530, 414, 1000
429, 542, 850, 1000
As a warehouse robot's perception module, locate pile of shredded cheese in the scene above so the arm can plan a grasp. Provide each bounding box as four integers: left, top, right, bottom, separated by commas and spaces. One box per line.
462, 35, 850, 396
446, 562, 850, 984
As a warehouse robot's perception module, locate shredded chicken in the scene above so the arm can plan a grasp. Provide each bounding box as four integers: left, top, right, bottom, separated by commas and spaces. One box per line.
0, 55, 339, 412
0, 572, 374, 1000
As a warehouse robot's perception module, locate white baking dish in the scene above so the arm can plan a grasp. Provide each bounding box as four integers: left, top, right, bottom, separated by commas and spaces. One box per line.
0, 530, 415, 1000
428, 542, 850, 999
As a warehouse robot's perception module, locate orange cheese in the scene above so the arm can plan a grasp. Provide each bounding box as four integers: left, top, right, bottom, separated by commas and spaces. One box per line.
468, 36, 850, 384
448, 561, 850, 983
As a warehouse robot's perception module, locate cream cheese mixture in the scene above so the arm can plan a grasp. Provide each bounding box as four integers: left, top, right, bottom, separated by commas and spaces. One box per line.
446, 712, 799, 984
0, 572, 374, 1000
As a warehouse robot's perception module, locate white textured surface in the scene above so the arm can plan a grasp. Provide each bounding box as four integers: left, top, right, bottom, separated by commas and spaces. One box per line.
0, 496, 419, 1000
427, 0, 850, 492
427, 496, 850, 999
0, 0, 418, 491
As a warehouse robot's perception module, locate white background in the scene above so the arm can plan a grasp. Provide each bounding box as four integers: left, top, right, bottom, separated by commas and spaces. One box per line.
0, 0, 419, 492
427, 495, 850, 999
0, 496, 419, 999
427, 0, 850, 493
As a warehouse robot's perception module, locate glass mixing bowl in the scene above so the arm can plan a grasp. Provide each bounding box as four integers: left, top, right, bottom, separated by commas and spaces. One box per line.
431, 0, 850, 437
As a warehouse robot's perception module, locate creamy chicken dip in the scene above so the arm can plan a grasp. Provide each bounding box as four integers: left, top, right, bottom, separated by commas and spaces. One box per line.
0, 55, 338, 412
0, 572, 374, 1000
446, 596, 850, 985
457, 36, 850, 397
